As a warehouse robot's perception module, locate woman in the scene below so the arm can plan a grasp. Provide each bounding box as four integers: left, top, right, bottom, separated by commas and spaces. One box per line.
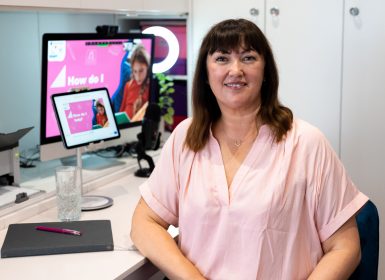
119, 44, 150, 121
131, 19, 368, 279
95, 100, 108, 127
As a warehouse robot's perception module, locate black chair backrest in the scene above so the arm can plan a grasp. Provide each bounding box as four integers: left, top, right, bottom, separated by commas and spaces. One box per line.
349, 200, 379, 280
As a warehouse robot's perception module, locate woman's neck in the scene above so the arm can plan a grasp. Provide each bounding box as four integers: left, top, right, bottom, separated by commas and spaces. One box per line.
216, 106, 260, 138
223, 116, 255, 135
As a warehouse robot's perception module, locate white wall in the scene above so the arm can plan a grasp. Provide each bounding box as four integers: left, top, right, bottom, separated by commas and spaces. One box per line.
0, 10, 116, 154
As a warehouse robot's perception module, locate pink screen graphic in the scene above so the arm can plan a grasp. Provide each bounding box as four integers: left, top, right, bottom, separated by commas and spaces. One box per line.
45, 38, 152, 138
64, 100, 94, 134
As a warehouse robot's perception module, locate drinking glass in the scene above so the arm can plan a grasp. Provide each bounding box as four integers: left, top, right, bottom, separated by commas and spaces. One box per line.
55, 166, 81, 221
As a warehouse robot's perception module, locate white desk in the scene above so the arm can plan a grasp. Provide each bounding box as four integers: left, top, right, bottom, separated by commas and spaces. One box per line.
0, 171, 172, 279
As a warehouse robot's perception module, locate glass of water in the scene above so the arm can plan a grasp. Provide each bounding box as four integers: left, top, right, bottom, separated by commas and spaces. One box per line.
55, 166, 81, 221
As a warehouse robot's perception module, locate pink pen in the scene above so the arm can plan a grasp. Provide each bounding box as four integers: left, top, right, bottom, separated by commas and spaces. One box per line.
35, 225, 82, 236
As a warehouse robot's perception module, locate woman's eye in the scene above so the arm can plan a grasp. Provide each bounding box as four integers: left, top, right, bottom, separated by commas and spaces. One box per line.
243, 55, 257, 62
215, 56, 228, 62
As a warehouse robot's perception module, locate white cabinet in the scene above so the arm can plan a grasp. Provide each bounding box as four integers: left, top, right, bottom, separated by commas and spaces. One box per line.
265, 0, 343, 151
341, 1, 385, 277
341, 0, 385, 199
142, 0, 188, 14
0, 0, 79, 9
79, 0, 143, 11
0, 0, 188, 13
80, 0, 188, 13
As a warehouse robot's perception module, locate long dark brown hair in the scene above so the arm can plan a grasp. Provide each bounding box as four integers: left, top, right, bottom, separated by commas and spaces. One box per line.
185, 18, 293, 152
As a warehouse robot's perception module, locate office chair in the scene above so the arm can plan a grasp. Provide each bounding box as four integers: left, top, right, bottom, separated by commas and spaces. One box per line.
349, 200, 379, 280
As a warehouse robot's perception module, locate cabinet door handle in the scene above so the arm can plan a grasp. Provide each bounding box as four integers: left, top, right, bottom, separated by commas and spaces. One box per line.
270, 7, 280, 16
349, 7, 360, 16
249, 8, 259, 16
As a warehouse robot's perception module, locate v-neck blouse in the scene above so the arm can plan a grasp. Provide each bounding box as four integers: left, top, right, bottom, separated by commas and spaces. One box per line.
140, 118, 368, 280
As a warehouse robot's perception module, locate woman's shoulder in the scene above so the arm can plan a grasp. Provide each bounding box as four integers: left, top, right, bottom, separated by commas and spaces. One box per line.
174, 117, 192, 131
292, 118, 324, 137
170, 117, 192, 143
160, 118, 193, 158
289, 118, 329, 147
281, 118, 336, 164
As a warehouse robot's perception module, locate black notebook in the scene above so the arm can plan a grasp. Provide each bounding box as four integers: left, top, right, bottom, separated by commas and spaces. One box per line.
1, 220, 114, 258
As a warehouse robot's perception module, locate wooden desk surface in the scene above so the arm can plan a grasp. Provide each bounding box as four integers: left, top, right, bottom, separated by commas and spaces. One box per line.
0, 172, 168, 280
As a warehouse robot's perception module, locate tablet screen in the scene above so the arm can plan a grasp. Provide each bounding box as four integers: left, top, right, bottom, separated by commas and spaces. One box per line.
51, 88, 120, 149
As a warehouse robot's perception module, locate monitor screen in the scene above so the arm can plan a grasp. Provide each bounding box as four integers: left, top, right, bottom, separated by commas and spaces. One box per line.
40, 33, 155, 147
51, 88, 120, 149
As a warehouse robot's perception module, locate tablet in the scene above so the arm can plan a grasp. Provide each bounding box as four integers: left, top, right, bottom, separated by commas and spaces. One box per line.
51, 88, 120, 149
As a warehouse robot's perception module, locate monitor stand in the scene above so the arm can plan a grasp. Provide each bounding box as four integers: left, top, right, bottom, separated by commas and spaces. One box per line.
76, 148, 113, 211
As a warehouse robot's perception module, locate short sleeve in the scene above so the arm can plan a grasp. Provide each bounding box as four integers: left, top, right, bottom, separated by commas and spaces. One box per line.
310, 131, 369, 242
139, 120, 190, 227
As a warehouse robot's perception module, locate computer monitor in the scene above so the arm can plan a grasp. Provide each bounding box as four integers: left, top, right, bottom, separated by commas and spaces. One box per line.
51, 88, 120, 149
40, 32, 155, 161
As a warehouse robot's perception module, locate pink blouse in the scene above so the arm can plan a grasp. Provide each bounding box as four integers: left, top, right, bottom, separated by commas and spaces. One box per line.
140, 118, 368, 280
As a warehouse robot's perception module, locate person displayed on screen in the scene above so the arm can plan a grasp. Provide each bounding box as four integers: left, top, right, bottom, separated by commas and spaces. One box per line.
111, 51, 131, 113
95, 100, 109, 127
119, 44, 150, 122
130, 19, 369, 280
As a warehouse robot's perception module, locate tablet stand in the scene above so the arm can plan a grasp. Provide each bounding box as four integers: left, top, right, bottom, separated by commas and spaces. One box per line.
76, 148, 113, 211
